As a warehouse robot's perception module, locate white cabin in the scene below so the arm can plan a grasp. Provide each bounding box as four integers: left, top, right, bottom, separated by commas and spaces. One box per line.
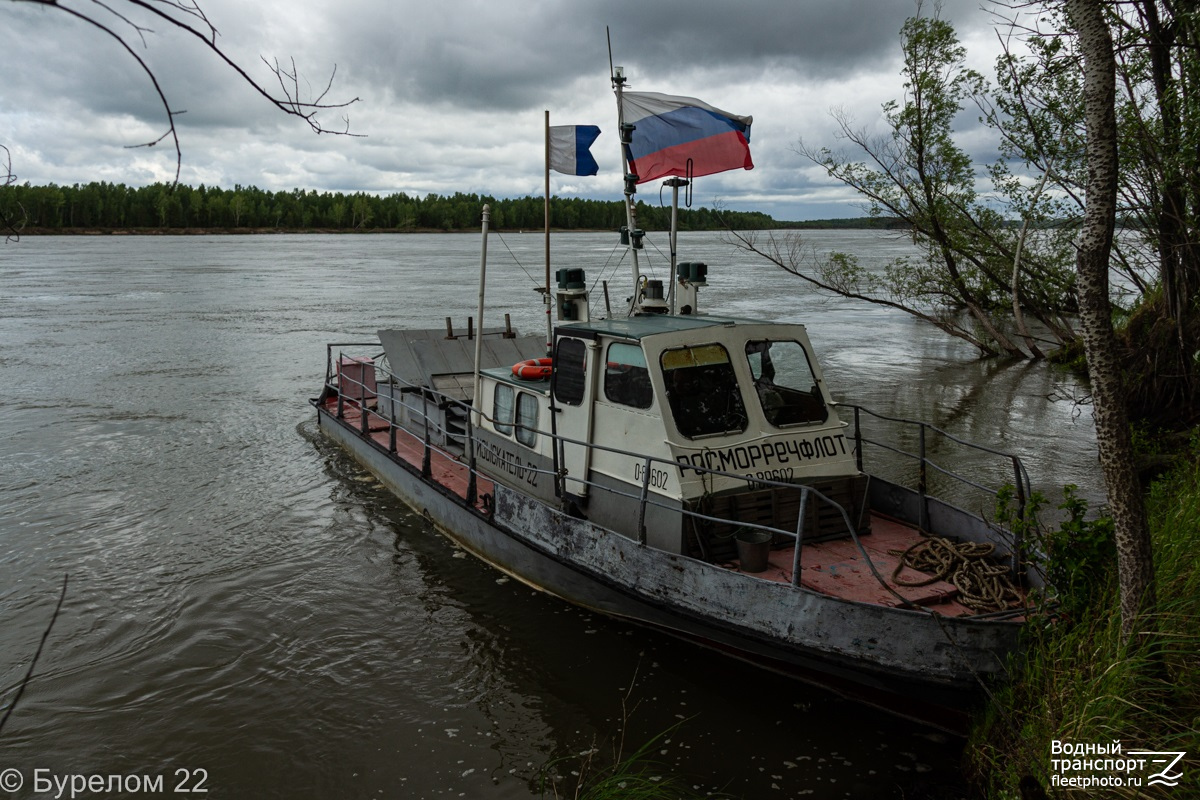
473, 314, 866, 559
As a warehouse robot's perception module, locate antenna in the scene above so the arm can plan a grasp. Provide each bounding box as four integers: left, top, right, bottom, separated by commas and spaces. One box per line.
607, 27, 614, 81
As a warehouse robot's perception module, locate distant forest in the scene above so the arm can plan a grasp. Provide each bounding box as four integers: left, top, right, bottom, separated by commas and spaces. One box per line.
0, 181, 896, 233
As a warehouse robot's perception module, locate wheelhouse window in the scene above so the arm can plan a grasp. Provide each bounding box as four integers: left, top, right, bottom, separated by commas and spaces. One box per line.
554, 337, 586, 406
745, 340, 828, 427
515, 392, 539, 447
660, 344, 748, 439
493, 383, 515, 435
604, 342, 653, 409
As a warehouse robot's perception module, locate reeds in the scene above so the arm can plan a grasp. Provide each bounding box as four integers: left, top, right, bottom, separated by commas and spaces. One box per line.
536, 666, 721, 800
538, 727, 713, 800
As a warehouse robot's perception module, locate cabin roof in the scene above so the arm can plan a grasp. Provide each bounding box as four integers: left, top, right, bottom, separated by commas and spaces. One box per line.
556, 314, 760, 341
378, 328, 546, 394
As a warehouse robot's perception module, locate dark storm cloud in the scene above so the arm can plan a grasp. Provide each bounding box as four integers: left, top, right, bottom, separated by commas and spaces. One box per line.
0, 0, 1014, 218
2, 0, 279, 129
326, 0, 919, 111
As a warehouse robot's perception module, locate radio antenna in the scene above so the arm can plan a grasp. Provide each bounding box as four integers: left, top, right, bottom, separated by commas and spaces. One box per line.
607, 27, 614, 81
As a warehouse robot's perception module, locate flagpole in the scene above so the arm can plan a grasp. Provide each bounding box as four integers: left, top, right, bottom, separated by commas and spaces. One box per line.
472, 204, 491, 429
612, 66, 642, 316
543, 110, 553, 352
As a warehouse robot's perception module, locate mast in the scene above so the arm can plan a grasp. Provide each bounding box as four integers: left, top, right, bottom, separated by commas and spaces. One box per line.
471, 204, 491, 427
665, 176, 687, 314
543, 110, 553, 351
612, 65, 642, 315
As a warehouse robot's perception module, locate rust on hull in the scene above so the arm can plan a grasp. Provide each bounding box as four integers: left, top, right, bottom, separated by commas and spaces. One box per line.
316, 398, 1023, 705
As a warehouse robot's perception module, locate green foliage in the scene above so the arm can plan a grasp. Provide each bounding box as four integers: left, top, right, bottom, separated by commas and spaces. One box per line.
1130, 422, 1168, 461
971, 434, 1200, 798
0, 181, 785, 234
1046, 336, 1088, 375
816, 251, 874, 295
538, 725, 714, 800
996, 484, 1114, 618
790, 9, 1081, 357
989, 3, 1200, 421
1045, 486, 1115, 617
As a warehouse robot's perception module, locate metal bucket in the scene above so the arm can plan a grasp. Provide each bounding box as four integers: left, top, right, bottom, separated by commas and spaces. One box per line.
735, 529, 772, 573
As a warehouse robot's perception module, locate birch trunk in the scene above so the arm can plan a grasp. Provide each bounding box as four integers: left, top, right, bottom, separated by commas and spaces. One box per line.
1067, 0, 1156, 638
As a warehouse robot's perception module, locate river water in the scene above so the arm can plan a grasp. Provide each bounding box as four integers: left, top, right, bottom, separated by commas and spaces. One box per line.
0, 231, 1098, 799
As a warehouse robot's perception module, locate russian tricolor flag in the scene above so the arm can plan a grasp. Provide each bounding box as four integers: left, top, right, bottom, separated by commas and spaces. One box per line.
621, 92, 753, 184
548, 125, 602, 176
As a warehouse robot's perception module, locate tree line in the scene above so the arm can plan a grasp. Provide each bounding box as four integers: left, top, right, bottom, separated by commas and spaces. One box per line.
0, 181, 786, 233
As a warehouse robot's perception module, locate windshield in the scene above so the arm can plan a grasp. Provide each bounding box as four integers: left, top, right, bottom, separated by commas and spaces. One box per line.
660, 344, 748, 438
605, 342, 653, 409
745, 340, 828, 427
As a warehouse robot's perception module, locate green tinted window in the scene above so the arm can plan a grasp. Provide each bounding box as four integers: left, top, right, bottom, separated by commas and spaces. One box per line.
660, 344, 747, 438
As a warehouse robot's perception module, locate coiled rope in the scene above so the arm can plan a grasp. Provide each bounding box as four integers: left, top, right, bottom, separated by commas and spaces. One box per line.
891, 536, 1023, 613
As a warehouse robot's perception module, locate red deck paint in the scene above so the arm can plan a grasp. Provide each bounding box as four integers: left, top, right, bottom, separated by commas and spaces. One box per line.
728, 516, 978, 615
324, 398, 493, 511
326, 396, 1003, 615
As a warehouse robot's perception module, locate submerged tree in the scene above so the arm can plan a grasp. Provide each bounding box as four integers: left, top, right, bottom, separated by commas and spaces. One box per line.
736, 1, 1198, 425
989, 0, 1200, 423
729, 4, 1080, 359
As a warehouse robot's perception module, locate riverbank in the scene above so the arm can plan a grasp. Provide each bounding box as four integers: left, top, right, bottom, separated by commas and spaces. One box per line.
10, 226, 608, 236
968, 430, 1200, 797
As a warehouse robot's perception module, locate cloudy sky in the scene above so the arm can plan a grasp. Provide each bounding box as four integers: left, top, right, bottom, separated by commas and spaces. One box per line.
1, 0, 1021, 220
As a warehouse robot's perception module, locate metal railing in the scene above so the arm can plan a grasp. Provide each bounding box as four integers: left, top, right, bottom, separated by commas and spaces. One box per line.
318, 344, 1030, 613
841, 402, 1031, 577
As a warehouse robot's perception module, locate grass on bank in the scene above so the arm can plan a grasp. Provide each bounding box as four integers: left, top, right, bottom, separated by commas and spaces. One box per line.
538, 726, 716, 800
536, 671, 721, 800
969, 431, 1200, 798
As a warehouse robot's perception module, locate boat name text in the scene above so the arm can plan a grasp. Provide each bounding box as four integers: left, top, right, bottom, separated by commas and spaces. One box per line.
478, 441, 539, 487
674, 434, 849, 475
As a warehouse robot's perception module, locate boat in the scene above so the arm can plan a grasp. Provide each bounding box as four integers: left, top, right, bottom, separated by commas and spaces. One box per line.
310, 68, 1037, 718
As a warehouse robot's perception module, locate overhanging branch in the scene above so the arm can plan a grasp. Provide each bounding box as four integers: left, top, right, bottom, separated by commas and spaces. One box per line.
10, 0, 362, 183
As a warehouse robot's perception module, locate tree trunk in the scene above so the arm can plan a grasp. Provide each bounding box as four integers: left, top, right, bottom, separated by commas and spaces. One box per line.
1067, 0, 1156, 638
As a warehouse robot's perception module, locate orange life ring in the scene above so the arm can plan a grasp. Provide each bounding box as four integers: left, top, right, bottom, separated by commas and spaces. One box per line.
512, 357, 553, 380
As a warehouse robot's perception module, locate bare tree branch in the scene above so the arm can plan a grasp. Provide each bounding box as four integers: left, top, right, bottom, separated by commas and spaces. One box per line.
722, 227, 1004, 354
8, 0, 362, 184
0, 574, 69, 738
1, 145, 26, 242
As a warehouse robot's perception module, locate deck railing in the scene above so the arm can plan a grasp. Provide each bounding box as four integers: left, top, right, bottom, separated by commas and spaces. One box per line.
843, 403, 1032, 517
841, 402, 1031, 578
319, 345, 1031, 612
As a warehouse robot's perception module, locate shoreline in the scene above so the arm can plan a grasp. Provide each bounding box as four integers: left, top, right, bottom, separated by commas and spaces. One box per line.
12, 226, 606, 236
9, 224, 880, 236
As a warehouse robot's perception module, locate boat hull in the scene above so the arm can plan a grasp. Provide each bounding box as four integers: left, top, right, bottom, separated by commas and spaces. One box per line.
316, 405, 1019, 709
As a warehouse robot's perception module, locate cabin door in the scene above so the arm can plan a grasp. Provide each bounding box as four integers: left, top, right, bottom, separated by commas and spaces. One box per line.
552, 335, 598, 502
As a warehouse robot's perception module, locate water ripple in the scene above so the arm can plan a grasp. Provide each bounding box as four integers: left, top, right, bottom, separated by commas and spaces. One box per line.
0, 232, 1088, 798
